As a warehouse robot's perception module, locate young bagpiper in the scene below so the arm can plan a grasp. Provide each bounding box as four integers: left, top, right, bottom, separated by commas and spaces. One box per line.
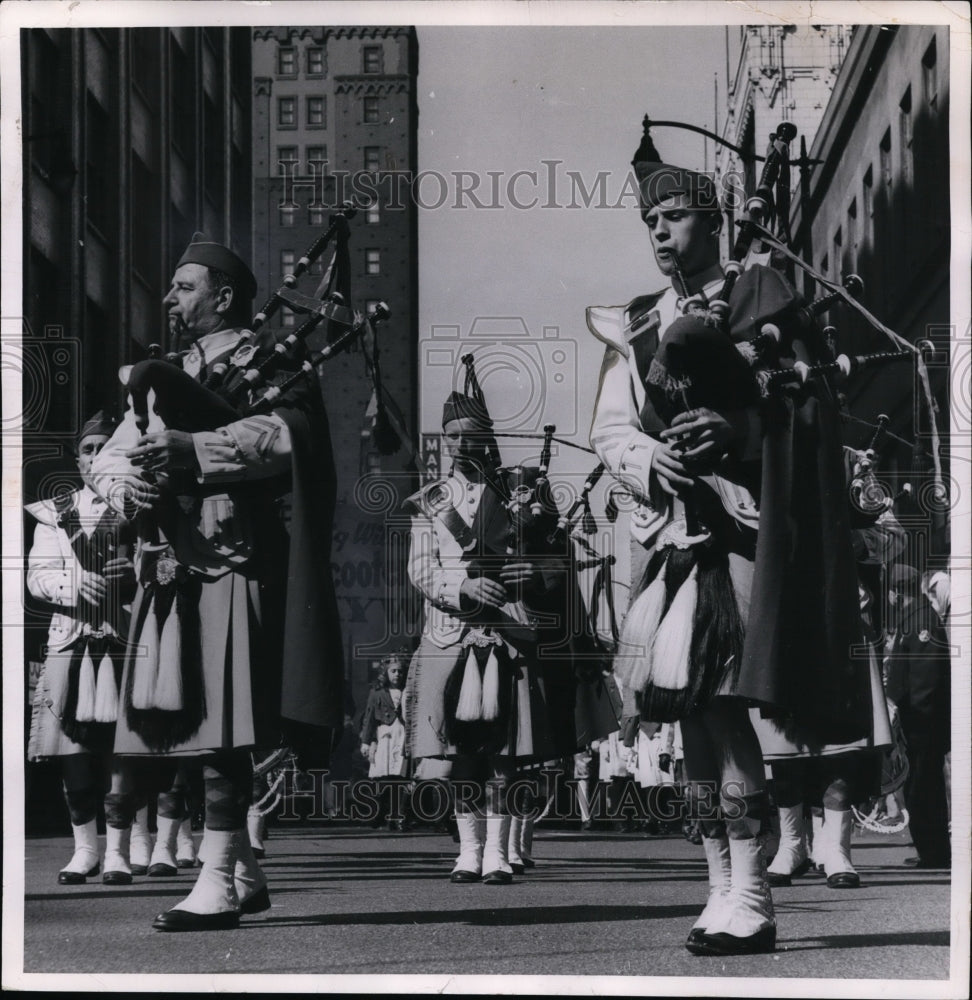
588, 121, 872, 955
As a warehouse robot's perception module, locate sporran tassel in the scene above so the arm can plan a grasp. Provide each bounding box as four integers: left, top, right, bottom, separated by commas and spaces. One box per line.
616, 559, 668, 694
93, 651, 119, 723
480, 647, 501, 720
75, 647, 97, 722
131, 603, 160, 710
455, 646, 484, 721
649, 564, 698, 690
152, 602, 184, 711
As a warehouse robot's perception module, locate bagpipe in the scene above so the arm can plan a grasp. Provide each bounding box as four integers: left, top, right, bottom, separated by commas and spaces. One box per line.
612, 117, 945, 722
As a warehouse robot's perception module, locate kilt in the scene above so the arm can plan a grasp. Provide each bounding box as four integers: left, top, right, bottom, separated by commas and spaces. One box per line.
27, 655, 91, 759
752, 643, 892, 760
28, 640, 125, 760
404, 634, 573, 764
114, 569, 281, 756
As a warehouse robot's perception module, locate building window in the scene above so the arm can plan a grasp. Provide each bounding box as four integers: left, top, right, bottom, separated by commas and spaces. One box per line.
307, 46, 324, 76
899, 86, 913, 185
847, 199, 857, 265
922, 36, 938, 108
879, 128, 892, 188
366, 201, 380, 225
277, 145, 298, 176
281, 306, 295, 328
363, 95, 380, 123
306, 145, 327, 173
277, 46, 296, 76
306, 95, 325, 128
365, 249, 381, 275
363, 45, 382, 73
364, 146, 381, 172
277, 96, 296, 128
863, 165, 874, 220
280, 249, 295, 276
309, 205, 326, 226
279, 206, 297, 227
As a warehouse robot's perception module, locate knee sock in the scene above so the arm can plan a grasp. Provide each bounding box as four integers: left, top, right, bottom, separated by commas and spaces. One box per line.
203, 754, 253, 832
724, 791, 768, 840
104, 791, 136, 830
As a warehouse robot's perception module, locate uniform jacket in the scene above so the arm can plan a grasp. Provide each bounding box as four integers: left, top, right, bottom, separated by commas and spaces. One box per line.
25, 487, 133, 651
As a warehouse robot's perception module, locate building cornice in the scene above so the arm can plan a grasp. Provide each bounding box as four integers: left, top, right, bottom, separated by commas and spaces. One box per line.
333, 75, 411, 96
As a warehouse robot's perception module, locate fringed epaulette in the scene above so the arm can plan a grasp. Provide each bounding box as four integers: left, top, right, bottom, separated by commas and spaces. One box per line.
624, 291, 666, 342
587, 289, 665, 355
402, 479, 451, 518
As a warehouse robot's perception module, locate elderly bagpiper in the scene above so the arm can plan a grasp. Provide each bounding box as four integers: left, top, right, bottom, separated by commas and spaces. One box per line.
91, 235, 344, 930
588, 121, 872, 955
402, 366, 578, 885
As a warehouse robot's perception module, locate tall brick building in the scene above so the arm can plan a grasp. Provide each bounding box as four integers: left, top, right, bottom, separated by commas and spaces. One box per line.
250, 26, 420, 713
790, 24, 951, 559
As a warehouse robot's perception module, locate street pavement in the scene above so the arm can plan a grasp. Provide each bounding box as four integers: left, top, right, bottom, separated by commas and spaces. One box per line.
14, 820, 956, 989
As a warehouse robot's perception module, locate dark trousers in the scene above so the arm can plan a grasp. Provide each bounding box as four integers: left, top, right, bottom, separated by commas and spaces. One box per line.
900, 710, 950, 864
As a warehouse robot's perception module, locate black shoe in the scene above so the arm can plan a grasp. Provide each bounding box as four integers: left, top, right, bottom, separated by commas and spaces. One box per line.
767, 857, 811, 887
176, 857, 197, 869
482, 869, 513, 885
579, 819, 592, 832
521, 857, 536, 869
510, 862, 525, 875
907, 856, 951, 869
148, 862, 178, 877
103, 870, 133, 885
690, 925, 776, 956
450, 869, 481, 884
239, 885, 271, 915
684, 927, 706, 952
827, 870, 861, 888
152, 908, 241, 932
130, 864, 149, 876
251, 847, 266, 860
58, 861, 100, 885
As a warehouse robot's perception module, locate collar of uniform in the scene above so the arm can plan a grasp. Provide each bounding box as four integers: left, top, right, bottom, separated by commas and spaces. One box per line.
192, 327, 245, 361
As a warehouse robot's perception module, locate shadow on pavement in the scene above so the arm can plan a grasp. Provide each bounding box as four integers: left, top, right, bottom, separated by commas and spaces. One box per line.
238, 901, 699, 928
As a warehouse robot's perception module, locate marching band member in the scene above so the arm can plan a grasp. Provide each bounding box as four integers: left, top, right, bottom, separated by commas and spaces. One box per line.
588, 123, 871, 955
91, 236, 344, 930
26, 412, 136, 884
402, 379, 577, 885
